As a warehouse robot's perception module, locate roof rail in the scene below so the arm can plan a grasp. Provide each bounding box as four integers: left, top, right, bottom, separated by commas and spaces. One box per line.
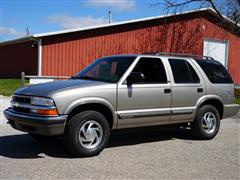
146, 52, 214, 60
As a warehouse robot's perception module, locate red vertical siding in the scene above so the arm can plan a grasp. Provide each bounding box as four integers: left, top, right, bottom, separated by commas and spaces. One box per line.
0, 41, 38, 78
39, 13, 239, 83
202, 18, 240, 83
41, 16, 205, 77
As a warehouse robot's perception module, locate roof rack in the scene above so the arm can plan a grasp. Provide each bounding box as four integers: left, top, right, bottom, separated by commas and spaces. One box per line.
145, 52, 214, 60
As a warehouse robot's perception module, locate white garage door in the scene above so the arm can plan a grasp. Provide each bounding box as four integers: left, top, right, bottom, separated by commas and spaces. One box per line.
203, 39, 228, 67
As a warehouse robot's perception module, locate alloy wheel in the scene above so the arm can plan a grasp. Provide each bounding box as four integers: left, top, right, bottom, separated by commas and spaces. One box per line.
202, 112, 217, 134
79, 120, 103, 149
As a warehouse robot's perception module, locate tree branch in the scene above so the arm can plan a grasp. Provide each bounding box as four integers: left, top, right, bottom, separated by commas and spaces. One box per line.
155, 0, 240, 35
205, 0, 224, 19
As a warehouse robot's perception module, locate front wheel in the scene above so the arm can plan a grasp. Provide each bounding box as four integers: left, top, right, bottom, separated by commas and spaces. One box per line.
64, 110, 110, 157
191, 105, 220, 140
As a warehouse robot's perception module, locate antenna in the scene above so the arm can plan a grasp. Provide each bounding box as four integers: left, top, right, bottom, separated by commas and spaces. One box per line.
25, 26, 30, 36
108, 10, 111, 24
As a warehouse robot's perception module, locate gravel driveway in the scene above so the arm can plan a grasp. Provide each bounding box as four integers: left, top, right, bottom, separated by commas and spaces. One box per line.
0, 108, 239, 179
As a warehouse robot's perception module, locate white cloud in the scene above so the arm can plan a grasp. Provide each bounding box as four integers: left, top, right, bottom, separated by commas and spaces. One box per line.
0, 27, 23, 36
87, 0, 135, 11
46, 14, 109, 29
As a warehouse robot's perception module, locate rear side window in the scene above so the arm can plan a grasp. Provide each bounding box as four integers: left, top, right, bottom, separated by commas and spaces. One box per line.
169, 59, 200, 84
195, 59, 233, 84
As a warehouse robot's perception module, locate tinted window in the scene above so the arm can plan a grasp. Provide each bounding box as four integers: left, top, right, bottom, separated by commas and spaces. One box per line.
169, 59, 200, 84
131, 58, 167, 83
195, 59, 233, 84
74, 56, 135, 83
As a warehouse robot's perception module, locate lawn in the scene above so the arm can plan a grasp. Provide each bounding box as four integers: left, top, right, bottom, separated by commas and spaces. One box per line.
235, 88, 240, 105
0, 79, 28, 96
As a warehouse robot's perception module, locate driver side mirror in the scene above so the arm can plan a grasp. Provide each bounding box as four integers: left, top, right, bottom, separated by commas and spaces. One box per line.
127, 72, 145, 85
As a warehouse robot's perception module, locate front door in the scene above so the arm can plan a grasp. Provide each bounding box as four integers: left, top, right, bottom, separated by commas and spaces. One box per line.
117, 57, 172, 129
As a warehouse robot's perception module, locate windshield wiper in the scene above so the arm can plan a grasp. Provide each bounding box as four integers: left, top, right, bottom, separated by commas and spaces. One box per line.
70, 76, 78, 79
72, 75, 98, 81
71, 75, 114, 83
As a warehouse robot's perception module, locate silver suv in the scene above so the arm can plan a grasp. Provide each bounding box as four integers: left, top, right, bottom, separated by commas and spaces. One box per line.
4, 54, 240, 157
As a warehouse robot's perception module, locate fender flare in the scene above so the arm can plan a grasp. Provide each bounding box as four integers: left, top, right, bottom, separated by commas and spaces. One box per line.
63, 97, 117, 129
193, 95, 224, 119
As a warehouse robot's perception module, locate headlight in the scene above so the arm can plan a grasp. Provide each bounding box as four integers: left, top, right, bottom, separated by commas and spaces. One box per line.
31, 97, 55, 106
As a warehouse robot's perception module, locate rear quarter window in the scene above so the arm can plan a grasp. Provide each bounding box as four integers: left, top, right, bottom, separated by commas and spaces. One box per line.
195, 59, 233, 84
168, 59, 200, 84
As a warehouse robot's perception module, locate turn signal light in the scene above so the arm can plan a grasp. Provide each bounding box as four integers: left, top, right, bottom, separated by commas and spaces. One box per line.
32, 109, 58, 116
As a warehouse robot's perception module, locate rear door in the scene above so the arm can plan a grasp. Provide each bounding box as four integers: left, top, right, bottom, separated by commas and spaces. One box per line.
167, 58, 205, 122
117, 57, 172, 128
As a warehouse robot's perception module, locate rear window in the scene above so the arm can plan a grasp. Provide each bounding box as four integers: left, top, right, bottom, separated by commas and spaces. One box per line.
195, 59, 233, 84
169, 59, 200, 84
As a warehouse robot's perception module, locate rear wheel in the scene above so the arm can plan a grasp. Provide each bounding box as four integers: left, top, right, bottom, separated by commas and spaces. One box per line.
64, 110, 110, 157
191, 105, 220, 140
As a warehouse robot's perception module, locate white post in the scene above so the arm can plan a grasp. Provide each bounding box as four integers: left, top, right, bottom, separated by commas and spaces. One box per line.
108, 11, 111, 24
21, 71, 25, 87
38, 39, 42, 76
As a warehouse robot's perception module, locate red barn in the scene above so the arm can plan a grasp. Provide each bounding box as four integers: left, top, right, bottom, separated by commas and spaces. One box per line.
0, 8, 239, 83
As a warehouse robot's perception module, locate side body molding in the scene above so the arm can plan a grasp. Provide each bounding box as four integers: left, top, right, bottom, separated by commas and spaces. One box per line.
63, 97, 118, 129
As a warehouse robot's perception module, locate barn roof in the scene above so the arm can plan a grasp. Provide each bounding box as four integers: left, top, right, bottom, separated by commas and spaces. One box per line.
0, 7, 239, 46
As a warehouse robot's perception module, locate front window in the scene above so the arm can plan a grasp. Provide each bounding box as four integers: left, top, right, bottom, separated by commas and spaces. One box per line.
73, 56, 136, 83
131, 57, 167, 84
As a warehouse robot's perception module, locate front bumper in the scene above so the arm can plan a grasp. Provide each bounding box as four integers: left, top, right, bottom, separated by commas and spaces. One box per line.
4, 109, 68, 136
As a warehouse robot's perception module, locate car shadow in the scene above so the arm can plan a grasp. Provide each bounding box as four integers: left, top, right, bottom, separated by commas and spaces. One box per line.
0, 125, 195, 159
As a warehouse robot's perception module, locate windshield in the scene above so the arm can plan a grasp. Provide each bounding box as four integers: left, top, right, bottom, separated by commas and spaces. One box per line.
73, 56, 136, 83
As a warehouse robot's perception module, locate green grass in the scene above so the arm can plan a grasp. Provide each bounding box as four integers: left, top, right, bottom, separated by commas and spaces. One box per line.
235, 98, 240, 104
0, 79, 28, 96
235, 88, 240, 105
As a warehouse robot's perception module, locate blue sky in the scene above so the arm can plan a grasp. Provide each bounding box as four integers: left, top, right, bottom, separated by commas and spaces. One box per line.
0, 0, 199, 41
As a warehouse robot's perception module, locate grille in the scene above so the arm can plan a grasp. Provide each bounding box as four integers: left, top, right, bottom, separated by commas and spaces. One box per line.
12, 95, 31, 104
12, 106, 31, 113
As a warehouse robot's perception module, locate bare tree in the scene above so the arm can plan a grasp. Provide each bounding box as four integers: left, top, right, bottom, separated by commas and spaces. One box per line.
134, 19, 203, 55
154, 0, 240, 35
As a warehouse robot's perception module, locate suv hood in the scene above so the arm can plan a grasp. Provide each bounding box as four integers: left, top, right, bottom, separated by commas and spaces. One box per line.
14, 80, 110, 97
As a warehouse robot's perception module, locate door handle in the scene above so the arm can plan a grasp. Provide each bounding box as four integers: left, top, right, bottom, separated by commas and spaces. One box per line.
164, 89, 171, 94
197, 88, 203, 93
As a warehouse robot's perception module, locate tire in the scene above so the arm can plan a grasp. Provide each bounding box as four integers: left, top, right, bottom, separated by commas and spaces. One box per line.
64, 110, 110, 157
191, 105, 220, 140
